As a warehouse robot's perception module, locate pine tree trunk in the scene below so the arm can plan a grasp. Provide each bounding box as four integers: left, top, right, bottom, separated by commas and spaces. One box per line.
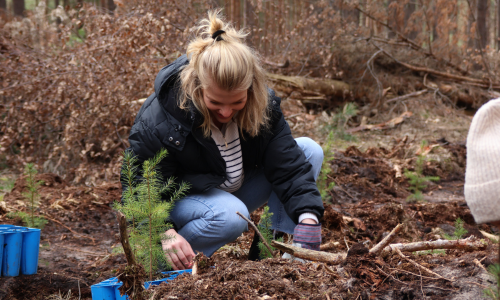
54, 0, 59, 7
0, 0, 6, 12
13, 0, 25, 16
107, 0, 116, 13
497, 0, 500, 49
477, 0, 488, 49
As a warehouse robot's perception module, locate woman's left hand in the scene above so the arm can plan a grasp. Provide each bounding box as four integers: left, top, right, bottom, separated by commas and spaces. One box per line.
293, 222, 322, 251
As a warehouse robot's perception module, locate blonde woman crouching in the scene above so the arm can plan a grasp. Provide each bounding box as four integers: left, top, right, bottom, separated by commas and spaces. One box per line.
125, 10, 325, 270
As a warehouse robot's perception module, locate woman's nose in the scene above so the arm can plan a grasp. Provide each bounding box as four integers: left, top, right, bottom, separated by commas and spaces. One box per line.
220, 107, 232, 117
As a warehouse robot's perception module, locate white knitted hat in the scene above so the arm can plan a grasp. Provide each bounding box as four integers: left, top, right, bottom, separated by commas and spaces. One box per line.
464, 98, 500, 224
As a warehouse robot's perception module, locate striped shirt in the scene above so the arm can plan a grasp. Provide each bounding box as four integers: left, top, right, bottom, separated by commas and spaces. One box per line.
210, 120, 244, 193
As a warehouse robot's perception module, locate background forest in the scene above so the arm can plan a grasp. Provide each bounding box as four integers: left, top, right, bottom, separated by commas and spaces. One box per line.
2, 1, 500, 299
1, 0, 499, 184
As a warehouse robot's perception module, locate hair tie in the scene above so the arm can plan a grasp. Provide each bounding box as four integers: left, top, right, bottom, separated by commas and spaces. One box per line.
212, 30, 225, 41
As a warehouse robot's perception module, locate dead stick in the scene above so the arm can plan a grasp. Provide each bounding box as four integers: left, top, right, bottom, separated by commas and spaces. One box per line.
236, 211, 275, 257
395, 248, 449, 280
58, 245, 106, 256
385, 90, 428, 104
43, 214, 96, 244
117, 211, 137, 266
271, 240, 346, 264
382, 236, 487, 253
370, 223, 403, 255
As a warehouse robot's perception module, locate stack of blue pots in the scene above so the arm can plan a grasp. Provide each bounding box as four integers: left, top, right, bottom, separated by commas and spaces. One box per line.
0, 224, 41, 277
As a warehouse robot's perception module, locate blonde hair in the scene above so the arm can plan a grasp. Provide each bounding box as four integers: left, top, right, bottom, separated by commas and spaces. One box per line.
179, 10, 269, 138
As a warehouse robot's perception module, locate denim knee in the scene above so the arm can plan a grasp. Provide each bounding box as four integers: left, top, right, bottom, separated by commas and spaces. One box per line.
296, 137, 324, 179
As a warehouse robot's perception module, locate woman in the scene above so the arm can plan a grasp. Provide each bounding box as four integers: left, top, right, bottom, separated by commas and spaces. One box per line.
125, 10, 325, 271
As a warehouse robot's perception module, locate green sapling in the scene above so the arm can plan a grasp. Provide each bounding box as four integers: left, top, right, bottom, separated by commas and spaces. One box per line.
8, 163, 47, 229
114, 149, 190, 281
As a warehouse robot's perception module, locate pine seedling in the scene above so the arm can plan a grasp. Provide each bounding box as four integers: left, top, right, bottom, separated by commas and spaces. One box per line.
443, 218, 468, 240
484, 263, 500, 300
8, 163, 47, 229
257, 206, 281, 259
318, 131, 336, 203
404, 142, 440, 202
114, 149, 190, 281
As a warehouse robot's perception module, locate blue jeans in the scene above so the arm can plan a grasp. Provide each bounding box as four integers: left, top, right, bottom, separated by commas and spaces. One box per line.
169, 137, 323, 257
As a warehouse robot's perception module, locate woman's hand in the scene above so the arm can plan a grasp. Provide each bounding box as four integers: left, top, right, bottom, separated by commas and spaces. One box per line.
162, 229, 196, 270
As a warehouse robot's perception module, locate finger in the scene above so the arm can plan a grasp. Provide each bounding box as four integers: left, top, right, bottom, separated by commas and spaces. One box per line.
167, 251, 183, 270
175, 248, 191, 269
181, 243, 196, 263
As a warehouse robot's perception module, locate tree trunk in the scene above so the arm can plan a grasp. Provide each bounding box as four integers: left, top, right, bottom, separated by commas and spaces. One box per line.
0, 0, 6, 12
107, 0, 116, 13
497, 0, 500, 49
54, 0, 59, 7
477, 0, 488, 49
404, 0, 418, 40
13, 0, 25, 16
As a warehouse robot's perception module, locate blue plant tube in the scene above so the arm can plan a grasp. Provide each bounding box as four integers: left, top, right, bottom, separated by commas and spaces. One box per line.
2, 228, 26, 277
21, 228, 41, 275
0, 231, 5, 274
91, 277, 122, 300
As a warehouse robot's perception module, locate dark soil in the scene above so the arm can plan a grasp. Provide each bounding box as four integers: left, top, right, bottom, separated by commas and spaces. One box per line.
1, 138, 498, 300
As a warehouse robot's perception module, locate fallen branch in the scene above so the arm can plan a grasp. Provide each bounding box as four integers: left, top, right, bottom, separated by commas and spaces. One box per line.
371, 42, 493, 86
266, 72, 350, 98
271, 240, 346, 264
236, 211, 276, 258
43, 213, 96, 244
382, 236, 487, 253
370, 224, 403, 255
345, 111, 413, 133
480, 230, 499, 243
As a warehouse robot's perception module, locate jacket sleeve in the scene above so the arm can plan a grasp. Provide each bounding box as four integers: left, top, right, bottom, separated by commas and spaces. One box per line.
261, 92, 325, 224
122, 118, 180, 196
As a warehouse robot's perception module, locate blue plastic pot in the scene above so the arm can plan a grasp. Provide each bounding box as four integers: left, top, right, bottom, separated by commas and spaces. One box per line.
91, 269, 192, 300
21, 228, 41, 275
2, 228, 26, 277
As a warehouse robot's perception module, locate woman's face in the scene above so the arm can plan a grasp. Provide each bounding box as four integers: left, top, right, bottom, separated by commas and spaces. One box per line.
202, 83, 247, 128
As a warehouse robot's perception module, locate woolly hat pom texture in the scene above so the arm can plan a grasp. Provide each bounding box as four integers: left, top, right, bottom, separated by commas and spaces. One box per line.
464, 98, 500, 224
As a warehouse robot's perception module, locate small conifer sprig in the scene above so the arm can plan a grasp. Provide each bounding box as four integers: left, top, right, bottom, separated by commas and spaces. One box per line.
115, 149, 190, 281
257, 206, 281, 259
8, 163, 47, 229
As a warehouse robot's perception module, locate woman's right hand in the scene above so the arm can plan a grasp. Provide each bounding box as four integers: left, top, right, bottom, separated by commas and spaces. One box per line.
162, 229, 196, 270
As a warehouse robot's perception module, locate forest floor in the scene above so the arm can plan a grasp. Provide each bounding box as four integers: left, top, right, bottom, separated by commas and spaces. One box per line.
0, 96, 498, 300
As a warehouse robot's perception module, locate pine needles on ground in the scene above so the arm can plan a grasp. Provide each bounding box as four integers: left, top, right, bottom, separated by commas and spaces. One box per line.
8, 163, 47, 229
114, 149, 190, 281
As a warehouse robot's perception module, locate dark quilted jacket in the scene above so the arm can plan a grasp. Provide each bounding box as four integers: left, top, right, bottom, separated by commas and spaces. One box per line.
124, 55, 324, 223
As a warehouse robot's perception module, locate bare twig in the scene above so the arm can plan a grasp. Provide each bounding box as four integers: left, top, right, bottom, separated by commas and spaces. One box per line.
395, 248, 449, 280
117, 211, 137, 266
473, 258, 488, 273
370, 224, 403, 255
43, 213, 96, 244
236, 211, 275, 257
385, 90, 429, 104
58, 245, 106, 256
